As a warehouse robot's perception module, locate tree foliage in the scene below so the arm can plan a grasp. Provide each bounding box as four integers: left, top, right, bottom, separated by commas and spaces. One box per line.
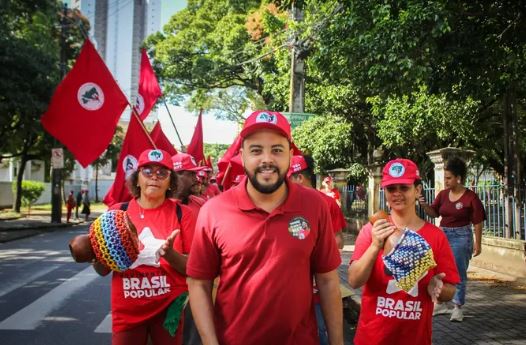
292, 115, 353, 173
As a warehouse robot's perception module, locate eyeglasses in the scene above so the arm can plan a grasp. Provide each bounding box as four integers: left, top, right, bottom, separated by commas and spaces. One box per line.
140, 167, 170, 180
385, 184, 412, 193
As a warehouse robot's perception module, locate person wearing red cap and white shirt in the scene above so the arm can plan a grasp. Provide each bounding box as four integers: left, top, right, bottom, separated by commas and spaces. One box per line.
93, 149, 197, 345
187, 110, 343, 345
321, 176, 342, 207
288, 154, 346, 345
348, 158, 460, 345
171, 152, 207, 218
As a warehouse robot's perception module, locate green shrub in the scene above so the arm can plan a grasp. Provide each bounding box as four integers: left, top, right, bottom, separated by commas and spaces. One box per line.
12, 180, 45, 214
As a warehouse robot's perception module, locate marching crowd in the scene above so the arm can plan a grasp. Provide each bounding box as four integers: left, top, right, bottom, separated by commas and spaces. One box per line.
89, 110, 485, 345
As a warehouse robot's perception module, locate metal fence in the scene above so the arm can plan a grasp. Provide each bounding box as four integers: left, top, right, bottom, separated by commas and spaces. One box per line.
377, 182, 526, 240
340, 185, 368, 218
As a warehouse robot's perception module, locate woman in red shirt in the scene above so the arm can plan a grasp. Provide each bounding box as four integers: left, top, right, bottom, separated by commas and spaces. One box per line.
93, 149, 196, 345
348, 158, 459, 345
419, 156, 486, 322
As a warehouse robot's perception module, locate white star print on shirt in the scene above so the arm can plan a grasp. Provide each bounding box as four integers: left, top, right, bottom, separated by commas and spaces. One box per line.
129, 227, 165, 269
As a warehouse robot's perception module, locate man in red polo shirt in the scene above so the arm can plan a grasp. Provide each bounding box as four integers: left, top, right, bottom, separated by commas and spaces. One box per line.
187, 110, 343, 345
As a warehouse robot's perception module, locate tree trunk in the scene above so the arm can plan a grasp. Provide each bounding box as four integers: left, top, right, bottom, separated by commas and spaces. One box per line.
13, 154, 29, 213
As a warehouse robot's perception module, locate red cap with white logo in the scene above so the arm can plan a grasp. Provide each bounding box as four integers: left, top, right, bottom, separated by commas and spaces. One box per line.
287, 155, 308, 177
137, 149, 173, 170
171, 153, 204, 172
381, 158, 420, 187
240, 110, 291, 141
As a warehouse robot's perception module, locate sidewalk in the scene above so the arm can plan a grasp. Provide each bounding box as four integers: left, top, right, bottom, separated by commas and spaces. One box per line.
0, 212, 101, 243
339, 246, 526, 345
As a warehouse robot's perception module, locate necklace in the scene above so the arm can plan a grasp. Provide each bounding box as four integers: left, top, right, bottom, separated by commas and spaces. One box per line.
137, 200, 145, 219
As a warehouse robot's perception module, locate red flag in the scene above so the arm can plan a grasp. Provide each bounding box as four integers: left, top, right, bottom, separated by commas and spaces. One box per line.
103, 115, 154, 206
134, 49, 162, 121
186, 111, 205, 164
206, 155, 213, 169
41, 40, 128, 167
150, 122, 177, 156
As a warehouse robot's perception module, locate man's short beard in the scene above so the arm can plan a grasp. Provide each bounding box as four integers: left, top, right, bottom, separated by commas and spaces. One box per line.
245, 164, 287, 194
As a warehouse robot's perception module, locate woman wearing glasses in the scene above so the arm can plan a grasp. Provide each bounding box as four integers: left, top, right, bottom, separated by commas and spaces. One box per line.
93, 149, 196, 345
348, 158, 459, 345
418, 156, 486, 322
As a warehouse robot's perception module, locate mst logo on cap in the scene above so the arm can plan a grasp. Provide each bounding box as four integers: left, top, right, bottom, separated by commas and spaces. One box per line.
148, 150, 163, 161
388, 163, 405, 178
77, 82, 104, 111
381, 158, 420, 187
255, 112, 277, 124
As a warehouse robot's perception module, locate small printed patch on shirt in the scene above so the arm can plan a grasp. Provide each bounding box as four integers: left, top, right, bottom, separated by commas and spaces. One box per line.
288, 216, 311, 240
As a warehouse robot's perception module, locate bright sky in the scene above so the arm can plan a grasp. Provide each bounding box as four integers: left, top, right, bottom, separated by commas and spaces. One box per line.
157, 0, 239, 148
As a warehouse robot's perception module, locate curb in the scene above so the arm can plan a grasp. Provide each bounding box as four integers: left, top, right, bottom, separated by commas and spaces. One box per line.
0, 223, 83, 243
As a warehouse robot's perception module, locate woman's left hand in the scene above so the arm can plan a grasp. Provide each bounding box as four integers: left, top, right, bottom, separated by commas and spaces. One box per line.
473, 242, 482, 257
427, 272, 445, 303
156, 230, 180, 262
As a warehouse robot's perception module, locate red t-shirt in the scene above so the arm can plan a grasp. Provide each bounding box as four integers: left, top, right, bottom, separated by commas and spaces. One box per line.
109, 198, 196, 332
187, 181, 341, 345
322, 187, 341, 205
318, 190, 346, 233
350, 222, 460, 345
430, 188, 486, 227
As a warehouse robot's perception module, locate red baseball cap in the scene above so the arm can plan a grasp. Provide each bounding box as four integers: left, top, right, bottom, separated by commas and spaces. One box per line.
381, 158, 420, 187
323, 176, 333, 184
288, 155, 308, 177
137, 149, 173, 170
240, 110, 291, 141
171, 153, 204, 172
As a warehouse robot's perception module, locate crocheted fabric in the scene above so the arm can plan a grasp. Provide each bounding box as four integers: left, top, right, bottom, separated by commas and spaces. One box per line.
382, 229, 437, 292
89, 210, 139, 272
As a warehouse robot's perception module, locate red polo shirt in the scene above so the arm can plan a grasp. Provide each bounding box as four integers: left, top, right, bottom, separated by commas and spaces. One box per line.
187, 194, 206, 217
318, 190, 346, 233
187, 178, 341, 345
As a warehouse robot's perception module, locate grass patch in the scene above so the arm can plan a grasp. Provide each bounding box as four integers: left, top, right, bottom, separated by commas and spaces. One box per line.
0, 209, 22, 220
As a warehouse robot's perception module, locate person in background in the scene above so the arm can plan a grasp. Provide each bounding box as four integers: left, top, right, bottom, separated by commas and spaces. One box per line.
81, 190, 91, 221
93, 149, 196, 345
348, 158, 459, 345
75, 190, 83, 219
321, 176, 341, 207
203, 168, 221, 199
418, 156, 486, 322
66, 190, 76, 223
288, 154, 346, 345
187, 110, 343, 345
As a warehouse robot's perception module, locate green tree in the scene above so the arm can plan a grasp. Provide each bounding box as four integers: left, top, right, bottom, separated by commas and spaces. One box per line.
292, 115, 353, 173
204, 143, 230, 169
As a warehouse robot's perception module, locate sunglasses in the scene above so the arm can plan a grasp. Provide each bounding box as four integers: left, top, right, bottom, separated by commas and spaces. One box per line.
140, 167, 170, 180
385, 184, 412, 193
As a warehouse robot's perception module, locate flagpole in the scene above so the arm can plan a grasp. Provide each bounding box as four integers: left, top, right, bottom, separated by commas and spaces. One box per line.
162, 100, 184, 148
221, 163, 232, 187
127, 102, 157, 149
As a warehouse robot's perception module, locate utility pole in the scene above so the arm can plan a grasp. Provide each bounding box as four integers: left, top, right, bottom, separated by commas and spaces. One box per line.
51, 3, 68, 223
288, 0, 305, 113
